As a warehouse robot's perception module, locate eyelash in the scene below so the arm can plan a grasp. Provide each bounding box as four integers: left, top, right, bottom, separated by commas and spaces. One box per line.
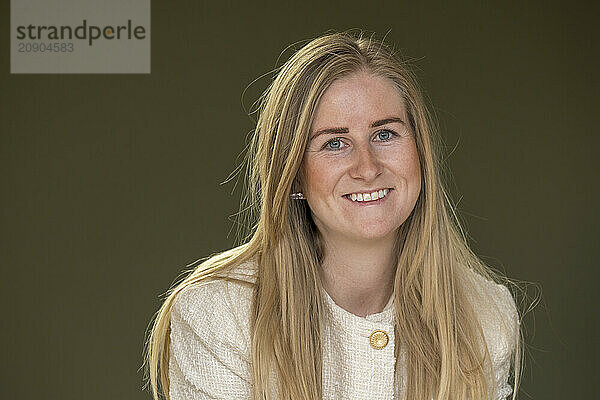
322, 129, 399, 151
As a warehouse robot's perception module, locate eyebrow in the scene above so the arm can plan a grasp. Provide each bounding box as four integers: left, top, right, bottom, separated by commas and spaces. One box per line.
310, 117, 405, 140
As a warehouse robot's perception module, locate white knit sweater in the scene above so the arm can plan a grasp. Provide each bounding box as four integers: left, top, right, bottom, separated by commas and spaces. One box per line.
168, 260, 519, 399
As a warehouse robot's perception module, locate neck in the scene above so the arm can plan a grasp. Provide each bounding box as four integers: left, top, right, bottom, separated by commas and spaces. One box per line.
319, 233, 397, 317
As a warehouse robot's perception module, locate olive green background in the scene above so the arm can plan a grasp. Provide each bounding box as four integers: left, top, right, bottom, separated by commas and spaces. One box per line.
1, 1, 597, 399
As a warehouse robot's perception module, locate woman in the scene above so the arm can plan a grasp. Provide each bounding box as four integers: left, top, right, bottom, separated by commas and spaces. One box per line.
145, 30, 522, 400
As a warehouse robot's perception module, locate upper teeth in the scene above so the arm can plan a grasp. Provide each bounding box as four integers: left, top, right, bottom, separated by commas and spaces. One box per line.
349, 189, 389, 202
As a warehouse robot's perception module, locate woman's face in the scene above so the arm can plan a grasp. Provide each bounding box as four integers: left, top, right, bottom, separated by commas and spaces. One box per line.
300, 71, 421, 245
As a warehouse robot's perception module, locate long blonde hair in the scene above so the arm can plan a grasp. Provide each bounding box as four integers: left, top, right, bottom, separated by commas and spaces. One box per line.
144, 29, 523, 400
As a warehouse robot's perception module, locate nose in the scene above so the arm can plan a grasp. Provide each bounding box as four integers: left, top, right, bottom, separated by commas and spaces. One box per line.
349, 143, 383, 181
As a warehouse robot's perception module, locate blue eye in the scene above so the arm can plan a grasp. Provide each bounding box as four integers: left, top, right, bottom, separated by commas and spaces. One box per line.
376, 129, 396, 141
324, 138, 345, 150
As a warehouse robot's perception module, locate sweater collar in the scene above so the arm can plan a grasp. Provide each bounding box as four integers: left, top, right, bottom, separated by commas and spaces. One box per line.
321, 286, 395, 328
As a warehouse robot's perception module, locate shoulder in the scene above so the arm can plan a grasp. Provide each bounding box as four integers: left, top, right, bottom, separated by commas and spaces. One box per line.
463, 268, 520, 363
170, 259, 257, 353
168, 259, 258, 396
172, 259, 257, 312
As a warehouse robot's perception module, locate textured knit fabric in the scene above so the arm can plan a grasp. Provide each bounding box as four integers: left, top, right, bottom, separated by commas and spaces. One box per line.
168, 259, 519, 400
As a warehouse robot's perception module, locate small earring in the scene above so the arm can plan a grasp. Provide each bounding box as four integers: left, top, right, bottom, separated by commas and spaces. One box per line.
290, 192, 305, 200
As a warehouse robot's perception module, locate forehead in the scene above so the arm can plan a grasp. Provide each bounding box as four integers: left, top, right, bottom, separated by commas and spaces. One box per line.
311, 72, 406, 128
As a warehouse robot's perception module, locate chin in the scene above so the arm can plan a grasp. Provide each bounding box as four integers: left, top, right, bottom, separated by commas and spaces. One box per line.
350, 227, 398, 242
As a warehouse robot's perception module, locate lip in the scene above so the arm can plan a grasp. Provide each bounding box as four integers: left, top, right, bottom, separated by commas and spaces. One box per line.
342, 188, 393, 206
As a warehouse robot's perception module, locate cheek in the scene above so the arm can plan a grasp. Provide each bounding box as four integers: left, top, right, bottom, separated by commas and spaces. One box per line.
302, 157, 340, 194
408, 152, 422, 181
388, 145, 421, 180
405, 148, 422, 197
410, 147, 422, 181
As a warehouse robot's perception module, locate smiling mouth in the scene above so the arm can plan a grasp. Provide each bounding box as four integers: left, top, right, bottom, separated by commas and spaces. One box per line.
342, 188, 394, 203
